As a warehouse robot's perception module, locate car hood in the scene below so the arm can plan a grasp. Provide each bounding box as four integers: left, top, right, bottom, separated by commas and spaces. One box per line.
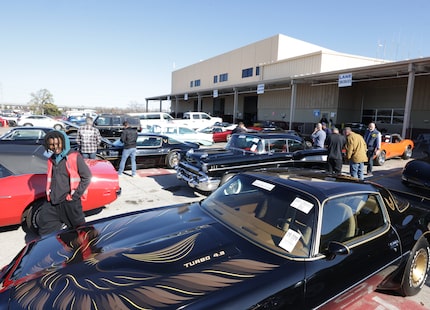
4, 203, 283, 309
184, 147, 265, 163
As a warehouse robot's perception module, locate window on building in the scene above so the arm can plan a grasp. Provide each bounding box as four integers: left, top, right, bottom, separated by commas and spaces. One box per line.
256, 66, 260, 76
362, 108, 405, 125
194, 79, 201, 87
190, 81, 194, 88
220, 73, 228, 82
213, 75, 218, 83
242, 67, 253, 78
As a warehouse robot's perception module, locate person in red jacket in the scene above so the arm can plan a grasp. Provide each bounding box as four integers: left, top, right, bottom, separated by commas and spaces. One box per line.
38, 130, 92, 236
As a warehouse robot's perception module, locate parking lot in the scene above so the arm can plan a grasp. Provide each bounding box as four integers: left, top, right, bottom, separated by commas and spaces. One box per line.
1, 125, 429, 309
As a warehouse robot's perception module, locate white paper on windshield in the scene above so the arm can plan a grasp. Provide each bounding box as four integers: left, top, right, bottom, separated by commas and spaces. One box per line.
250, 144, 257, 152
290, 197, 313, 214
279, 229, 301, 252
252, 180, 275, 191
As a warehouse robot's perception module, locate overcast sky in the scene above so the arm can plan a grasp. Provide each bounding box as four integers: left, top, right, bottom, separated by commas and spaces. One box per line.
1, 0, 429, 109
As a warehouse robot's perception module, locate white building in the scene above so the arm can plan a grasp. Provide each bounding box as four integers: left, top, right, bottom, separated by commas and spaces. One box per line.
147, 34, 430, 138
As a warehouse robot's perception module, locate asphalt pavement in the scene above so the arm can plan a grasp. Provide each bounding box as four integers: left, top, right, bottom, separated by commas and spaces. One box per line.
0, 125, 429, 309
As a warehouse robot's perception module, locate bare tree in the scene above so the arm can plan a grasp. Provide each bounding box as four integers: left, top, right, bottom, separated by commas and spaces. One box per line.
28, 89, 54, 115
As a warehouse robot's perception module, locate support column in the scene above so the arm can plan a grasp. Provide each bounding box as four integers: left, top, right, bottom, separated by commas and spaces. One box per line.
289, 80, 297, 130
197, 93, 202, 111
233, 88, 238, 124
402, 63, 415, 138
145, 99, 148, 112
175, 96, 179, 118
159, 99, 162, 111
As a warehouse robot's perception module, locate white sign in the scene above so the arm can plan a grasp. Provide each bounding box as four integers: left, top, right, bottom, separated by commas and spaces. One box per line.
184, 93, 188, 100
213, 89, 218, 98
338, 73, 352, 87
279, 229, 301, 252
290, 197, 314, 214
257, 83, 265, 94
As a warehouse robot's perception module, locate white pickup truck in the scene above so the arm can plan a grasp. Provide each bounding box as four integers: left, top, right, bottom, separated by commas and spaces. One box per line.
172, 112, 223, 130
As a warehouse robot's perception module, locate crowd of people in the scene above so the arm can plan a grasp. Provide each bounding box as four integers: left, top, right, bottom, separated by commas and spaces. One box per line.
311, 120, 381, 180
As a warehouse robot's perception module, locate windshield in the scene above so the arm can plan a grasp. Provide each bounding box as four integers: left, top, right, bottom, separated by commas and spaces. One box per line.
226, 134, 264, 153
201, 174, 317, 257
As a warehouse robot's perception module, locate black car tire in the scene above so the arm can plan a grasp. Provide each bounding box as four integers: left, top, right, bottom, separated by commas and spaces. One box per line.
400, 238, 430, 296
22, 200, 44, 235
23, 123, 33, 126
166, 151, 180, 168
374, 150, 386, 166
402, 146, 413, 159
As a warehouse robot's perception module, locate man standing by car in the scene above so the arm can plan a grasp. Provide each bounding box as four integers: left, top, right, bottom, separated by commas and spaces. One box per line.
311, 123, 326, 148
364, 122, 381, 176
76, 116, 101, 159
232, 122, 247, 134
325, 127, 346, 175
344, 127, 368, 180
117, 121, 138, 177
39, 130, 92, 236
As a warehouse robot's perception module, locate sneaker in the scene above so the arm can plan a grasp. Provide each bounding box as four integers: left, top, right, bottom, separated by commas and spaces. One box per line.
367, 173, 373, 177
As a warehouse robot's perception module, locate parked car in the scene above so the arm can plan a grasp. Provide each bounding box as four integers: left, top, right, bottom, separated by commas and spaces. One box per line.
176, 132, 328, 192
172, 111, 223, 130
0, 127, 56, 144
197, 125, 234, 142
0, 144, 121, 234
150, 124, 214, 146
373, 133, 414, 166
93, 114, 142, 141
0, 116, 8, 127
1, 171, 429, 309
248, 121, 286, 133
66, 115, 87, 126
98, 133, 200, 169
0, 112, 19, 126
402, 151, 430, 189
128, 112, 175, 130
16, 115, 66, 130
343, 122, 367, 136
0, 126, 111, 154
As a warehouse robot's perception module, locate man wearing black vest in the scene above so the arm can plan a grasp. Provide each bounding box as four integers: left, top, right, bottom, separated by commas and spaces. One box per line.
364, 122, 381, 176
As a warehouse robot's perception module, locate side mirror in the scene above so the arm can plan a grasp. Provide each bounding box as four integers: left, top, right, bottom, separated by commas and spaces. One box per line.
325, 241, 350, 260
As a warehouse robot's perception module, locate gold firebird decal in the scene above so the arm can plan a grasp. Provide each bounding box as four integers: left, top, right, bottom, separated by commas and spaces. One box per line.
123, 233, 200, 263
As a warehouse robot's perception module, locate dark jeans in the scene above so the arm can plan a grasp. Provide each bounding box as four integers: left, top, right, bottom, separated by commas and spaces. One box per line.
367, 149, 375, 173
328, 158, 343, 174
38, 199, 86, 236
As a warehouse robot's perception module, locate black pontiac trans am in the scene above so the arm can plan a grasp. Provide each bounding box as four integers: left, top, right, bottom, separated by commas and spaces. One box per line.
98, 133, 200, 169
1, 171, 430, 309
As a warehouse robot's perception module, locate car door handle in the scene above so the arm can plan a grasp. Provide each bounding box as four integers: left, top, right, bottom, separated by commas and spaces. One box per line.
389, 239, 400, 251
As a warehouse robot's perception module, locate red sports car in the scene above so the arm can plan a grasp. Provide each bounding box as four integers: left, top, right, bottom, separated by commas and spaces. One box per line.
198, 125, 234, 142
0, 144, 121, 234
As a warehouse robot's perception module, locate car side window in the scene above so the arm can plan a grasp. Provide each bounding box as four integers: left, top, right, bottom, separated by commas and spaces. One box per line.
267, 139, 287, 152
288, 139, 303, 152
320, 194, 385, 251
139, 137, 161, 147
112, 117, 121, 126
354, 195, 385, 236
